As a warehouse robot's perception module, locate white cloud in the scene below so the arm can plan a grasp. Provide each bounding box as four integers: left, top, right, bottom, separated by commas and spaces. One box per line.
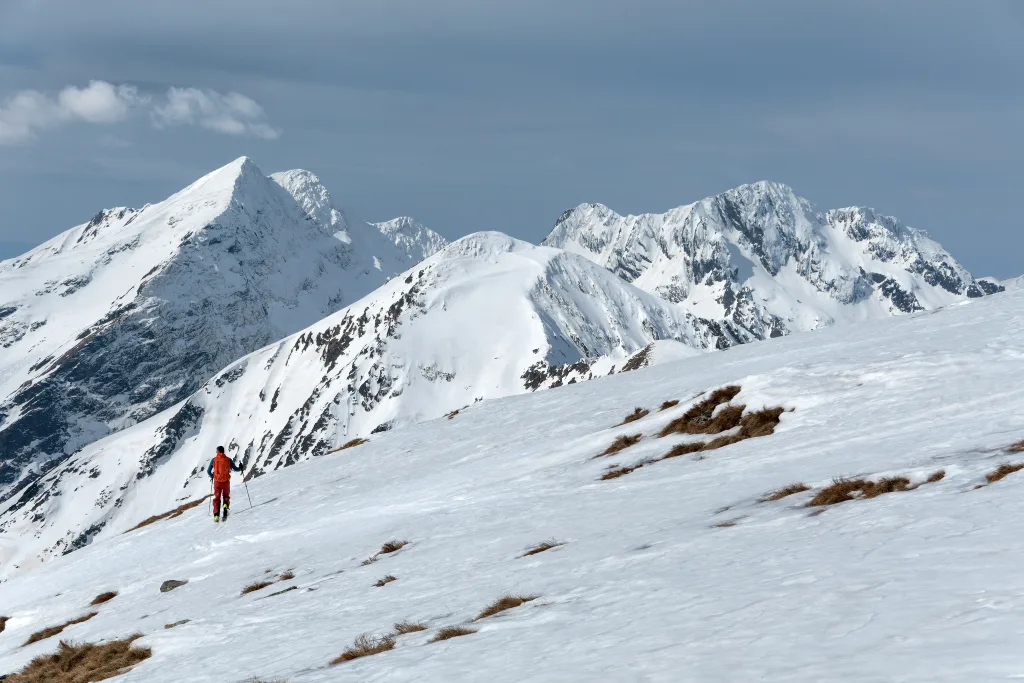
0, 81, 280, 145
152, 88, 281, 140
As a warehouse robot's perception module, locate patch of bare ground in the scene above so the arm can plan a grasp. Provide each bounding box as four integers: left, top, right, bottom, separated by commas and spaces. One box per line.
659, 400, 679, 411
1, 616, 9, 633
759, 483, 811, 502
240, 581, 275, 596
620, 407, 649, 425
6, 634, 151, 683
327, 438, 368, 455
23, 613, 98, 646
601, 400, 786, 481
90, 591, 118, 606
986, 463, 1024, 484
330, 633, 395, 665
519, 540, 565, 558
375, 575, 397, 587
125, 496, 211, 533
659, 386, 742, 436
430, 626, 476, 642
713, 519, 741, 528
475, 594, 539, 621
393, 621, 427, 635
1007, 440, 1024, 454
598, 433, 642, 457
362, 539, 409, 565
806, 474, 935, 507
164, 620, 189, 629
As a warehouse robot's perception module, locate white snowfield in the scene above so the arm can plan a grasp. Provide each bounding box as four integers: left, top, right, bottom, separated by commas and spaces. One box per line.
2, 287, 1024, 682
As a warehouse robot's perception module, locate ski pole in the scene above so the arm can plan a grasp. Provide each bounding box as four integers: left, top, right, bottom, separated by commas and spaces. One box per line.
243, 474, 253, 509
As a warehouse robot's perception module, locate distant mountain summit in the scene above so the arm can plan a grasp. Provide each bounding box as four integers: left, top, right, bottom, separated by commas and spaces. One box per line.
0, 157, 445, 499
544, 181, 1001, 347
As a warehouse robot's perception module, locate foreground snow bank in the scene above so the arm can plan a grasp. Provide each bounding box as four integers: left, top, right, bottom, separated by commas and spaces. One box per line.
2, 290, 1024, 682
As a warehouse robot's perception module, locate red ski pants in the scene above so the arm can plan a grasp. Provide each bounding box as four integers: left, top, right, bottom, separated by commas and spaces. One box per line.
213, 480, 230, 516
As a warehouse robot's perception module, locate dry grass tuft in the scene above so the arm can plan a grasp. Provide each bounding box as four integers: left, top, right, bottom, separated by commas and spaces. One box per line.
333, 438, 369, 453
1007, 440, 1024, 454
659, 399, 679, 411
125, 496, 210, 533
519, 540, 565, 558
375, 575, 397, 588
760, 483, 811, 502
926, 469, 946, 483
1, 615, 9, 634
713, 519, 740, 528
446, 408, 461, 420
330, 633, 395, 665
986, 463, 1024, 484
90, 591, 118, 606
599, 433, 642, 457
164, 620, 189, 629
393, 621, 428, 635
241, 581, 275, 596
7, 634, 151, 682
379, 540, 408, 555
23, 613, 98, 646
475, 594, 539, 621
600, 464, 641, 480
621, 407, 650, 425
430, 626, 476, 642
659, 386, 742, 436
361, 555, 379, 566
278, 571, 295, 582
662, 441, 705, 459
807, 476, 912, 507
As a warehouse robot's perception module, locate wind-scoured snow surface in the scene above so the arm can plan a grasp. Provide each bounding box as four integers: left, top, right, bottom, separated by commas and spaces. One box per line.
0, 158, 444, 501
544, 181, 1003, 346
2, 289, 1024, 681
0, 232, 711, 571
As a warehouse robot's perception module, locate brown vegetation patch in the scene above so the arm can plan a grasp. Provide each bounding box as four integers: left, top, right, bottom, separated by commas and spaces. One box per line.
621, 407, 650, 425
329, 438, 368, 454
241, 581, 275, 596
659, 400, 679, 411
713, 519, 740, 528
125, 496, 211, 533
90, 592, 118, 606
807, 476, 916, 507
430, 626, 476, 642
475, 594, 539, 621
23, 613, 98, 646
330, 633, 395, 665
760, 483, 811, 502
164, 620, 189, 629
363, 540, 409, 565
266, 586, 299, 598
278, 571, 295, 582
600, 464, 642, 480
925, 469, 946, 483
393, 621, 427, 635
659, 386, 742, 436
986, 463, 1024, 484
599, 434, 642, 457
7, 634, 151, 683
1, 616, 9, 634
519, 540, 565, 558
1007, 440, 1024, 454
375, 575, 397, 588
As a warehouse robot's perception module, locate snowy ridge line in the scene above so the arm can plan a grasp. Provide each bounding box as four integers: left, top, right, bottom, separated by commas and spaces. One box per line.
2, 288, 1024, 681
0, 156, 446, 504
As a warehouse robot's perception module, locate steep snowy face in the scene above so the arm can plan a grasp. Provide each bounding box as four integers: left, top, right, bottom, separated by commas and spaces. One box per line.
543, 181, 1002, 345
0, 158, 439, 500
373, 216, 449, 263
0, 232, 716, 570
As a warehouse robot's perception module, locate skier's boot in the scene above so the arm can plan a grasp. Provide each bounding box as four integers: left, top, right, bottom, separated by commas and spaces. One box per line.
213, 511, 220, 523
222, 505, 229, 521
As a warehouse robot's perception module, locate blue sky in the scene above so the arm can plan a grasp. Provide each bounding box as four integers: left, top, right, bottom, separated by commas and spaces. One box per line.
0, 0, 1021, 277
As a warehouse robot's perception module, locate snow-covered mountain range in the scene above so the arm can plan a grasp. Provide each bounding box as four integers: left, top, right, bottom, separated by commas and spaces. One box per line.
544, 181, 1003, 345
0, 163, 1008, 577
2, 283, 1024, 682
0, 158, 446, 503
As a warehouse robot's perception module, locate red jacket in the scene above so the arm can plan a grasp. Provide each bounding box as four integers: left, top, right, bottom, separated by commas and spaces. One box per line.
207, 453, 241, 483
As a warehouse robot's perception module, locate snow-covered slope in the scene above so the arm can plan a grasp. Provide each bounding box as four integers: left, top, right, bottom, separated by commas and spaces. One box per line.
0, 158, 444, 501
544, 182, 1003, 346
2, 287, 1024, 682
0, 232, 720, 570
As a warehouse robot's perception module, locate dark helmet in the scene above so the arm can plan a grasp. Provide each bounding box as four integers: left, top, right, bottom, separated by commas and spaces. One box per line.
216, 445, 225, 454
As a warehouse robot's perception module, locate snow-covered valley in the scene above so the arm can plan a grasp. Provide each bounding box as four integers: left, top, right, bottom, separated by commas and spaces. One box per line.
2, 285, 1024, 682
